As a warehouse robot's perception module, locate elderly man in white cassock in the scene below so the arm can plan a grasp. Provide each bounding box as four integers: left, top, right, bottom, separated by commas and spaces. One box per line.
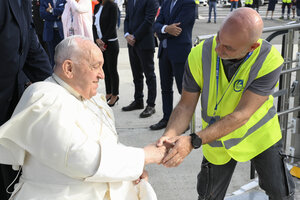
0, 35, 166, 200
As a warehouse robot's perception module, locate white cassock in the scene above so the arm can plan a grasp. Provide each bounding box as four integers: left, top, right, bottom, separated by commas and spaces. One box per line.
0, 74, 157, 200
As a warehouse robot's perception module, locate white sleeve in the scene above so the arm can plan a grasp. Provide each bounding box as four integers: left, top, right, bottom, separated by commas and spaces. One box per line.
85, 142, 145, 182
161, 25, 167, 34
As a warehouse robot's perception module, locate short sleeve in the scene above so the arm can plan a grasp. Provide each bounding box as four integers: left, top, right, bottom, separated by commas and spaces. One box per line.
248, 65, 282, 96
182, 61, 201, 93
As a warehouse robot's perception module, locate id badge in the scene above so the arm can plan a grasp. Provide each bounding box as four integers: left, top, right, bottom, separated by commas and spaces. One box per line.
68, 27, 74, 36
209, 117, 216, 125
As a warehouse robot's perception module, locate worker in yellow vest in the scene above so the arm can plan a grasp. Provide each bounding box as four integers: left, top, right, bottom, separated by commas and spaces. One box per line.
156, 8, 295, 199
244, 0, 253, 7
280, 0, 292, 19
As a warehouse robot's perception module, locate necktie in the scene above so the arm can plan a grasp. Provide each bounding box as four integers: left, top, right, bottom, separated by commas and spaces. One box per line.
170, 0, 176, 13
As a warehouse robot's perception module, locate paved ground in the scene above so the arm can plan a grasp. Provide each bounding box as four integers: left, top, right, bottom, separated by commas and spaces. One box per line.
98, 5, 300, 199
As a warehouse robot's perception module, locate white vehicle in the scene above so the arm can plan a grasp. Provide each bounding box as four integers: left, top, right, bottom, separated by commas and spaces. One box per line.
198, 0, 208, 6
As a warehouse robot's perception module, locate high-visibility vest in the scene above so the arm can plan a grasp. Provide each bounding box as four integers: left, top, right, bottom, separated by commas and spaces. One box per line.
188, 37, 283, 165
282, 0, 292, 3
245, 0, 253, 5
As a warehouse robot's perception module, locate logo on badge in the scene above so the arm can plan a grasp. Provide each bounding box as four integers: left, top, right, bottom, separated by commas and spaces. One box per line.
233, 79, 244, 92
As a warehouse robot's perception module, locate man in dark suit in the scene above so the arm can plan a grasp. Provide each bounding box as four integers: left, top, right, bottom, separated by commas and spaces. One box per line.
40, 0, 65, 67
151, 0, 195, 130
32, 0, 48, 54
0, 0, 52, 199
123, 0, 159, 118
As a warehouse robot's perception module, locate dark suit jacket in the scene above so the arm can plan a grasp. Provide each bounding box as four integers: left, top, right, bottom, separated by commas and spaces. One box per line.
124, 0, 159, 50
154, 0, 195, 63
39, 0, 65, 41
93, 1, 118, 44
32, 0, 44, 36
0, 0, 52, 126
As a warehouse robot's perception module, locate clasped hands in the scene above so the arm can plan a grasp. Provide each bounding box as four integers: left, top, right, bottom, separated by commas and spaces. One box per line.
136, 135, 193, 184
96, 39, 106, 52
125, 34, 136, 46
144, 135, 193, 168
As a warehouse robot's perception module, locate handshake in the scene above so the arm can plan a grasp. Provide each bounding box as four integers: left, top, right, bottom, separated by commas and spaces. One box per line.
143, 135, 194, 168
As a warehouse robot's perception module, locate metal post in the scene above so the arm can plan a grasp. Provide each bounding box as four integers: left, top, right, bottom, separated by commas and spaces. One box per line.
282, 29, 295, 151
290, 31, 300, 160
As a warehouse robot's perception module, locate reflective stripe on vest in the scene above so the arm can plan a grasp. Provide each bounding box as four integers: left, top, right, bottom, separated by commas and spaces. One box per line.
188, 37, 283, 165
282, 0, 292, 3
245, 0, 253, 4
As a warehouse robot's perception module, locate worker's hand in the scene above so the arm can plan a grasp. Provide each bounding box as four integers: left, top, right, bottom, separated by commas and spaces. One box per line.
133, 170, 149, 184
162, 135, 193, 168
125, 34, 136, 46
144, 143, 167, 165
165, 23, 182, 37
156, 135, 175, 151
46, 3, 53, 12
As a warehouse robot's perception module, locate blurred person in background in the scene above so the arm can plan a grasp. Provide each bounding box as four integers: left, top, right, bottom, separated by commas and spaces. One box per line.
93, 0, 120, 107
244, 0, 253, 7
62, 0, 94, 40
297, 0, 300, 20
114, 0, 124, 29
32, 0, 49, 54
265, 0, 277, 19
280, 0, 292, 19
230, 0, 238, 11
40, 0, 66, 67
292, 0, 296, 18
122, 0, 159, 118
253, 0, 259, 12
151, 0, 196, 130
207, 0, 217, 23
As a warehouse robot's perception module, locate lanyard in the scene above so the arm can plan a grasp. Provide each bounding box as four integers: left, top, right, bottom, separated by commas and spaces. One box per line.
213, 52, 253, 116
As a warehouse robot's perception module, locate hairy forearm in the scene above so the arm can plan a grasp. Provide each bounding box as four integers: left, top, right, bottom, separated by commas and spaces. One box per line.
197, 111, 248, 144
164, 103, 195, 138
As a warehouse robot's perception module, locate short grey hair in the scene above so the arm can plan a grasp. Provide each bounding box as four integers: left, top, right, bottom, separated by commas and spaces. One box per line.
54, 35, 93, 67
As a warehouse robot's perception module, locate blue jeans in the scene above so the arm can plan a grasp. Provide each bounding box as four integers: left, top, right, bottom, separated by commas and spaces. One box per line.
197, 140, 295, 200
208, 1, 217, 22
282, 2, 291, 16
230, 1, 238, 11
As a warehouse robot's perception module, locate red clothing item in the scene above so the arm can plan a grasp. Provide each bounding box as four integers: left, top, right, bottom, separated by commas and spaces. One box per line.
92, 0, 99, 13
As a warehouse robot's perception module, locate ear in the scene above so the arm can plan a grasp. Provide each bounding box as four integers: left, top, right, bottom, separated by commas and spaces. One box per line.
62, 60, 74, 79
249, 42, 260, 52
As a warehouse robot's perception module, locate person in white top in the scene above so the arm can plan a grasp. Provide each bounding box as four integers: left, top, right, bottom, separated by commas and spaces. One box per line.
0, 35, 166, 200
62, 0, 94, 40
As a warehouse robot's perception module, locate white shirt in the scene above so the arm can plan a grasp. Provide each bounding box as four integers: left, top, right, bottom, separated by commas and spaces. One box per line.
94, 5, 104, 39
